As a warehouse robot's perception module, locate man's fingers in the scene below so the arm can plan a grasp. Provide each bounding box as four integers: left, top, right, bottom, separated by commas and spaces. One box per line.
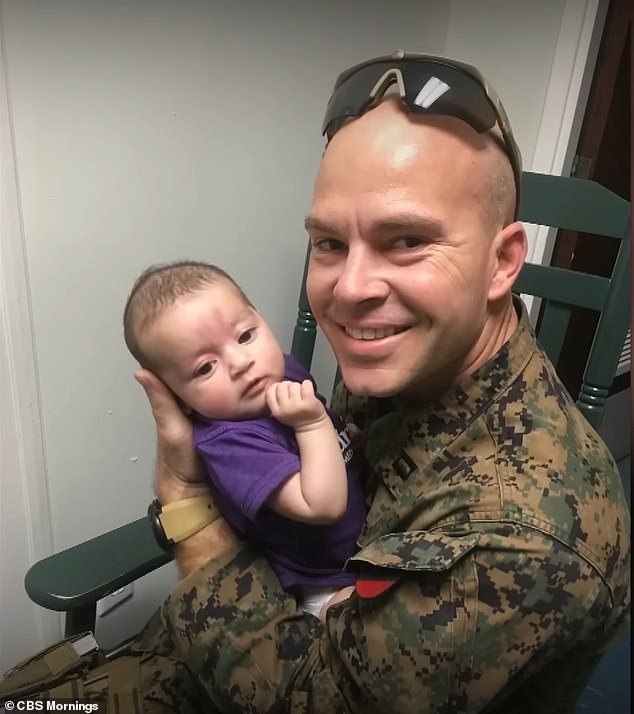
136, 370, 172, 424
134, 369, 192, 438
136, 369, 170, 407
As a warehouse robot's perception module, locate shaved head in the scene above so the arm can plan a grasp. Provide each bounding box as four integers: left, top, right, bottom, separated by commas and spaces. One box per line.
480, 125, 516, 231
321, 97, 516, 235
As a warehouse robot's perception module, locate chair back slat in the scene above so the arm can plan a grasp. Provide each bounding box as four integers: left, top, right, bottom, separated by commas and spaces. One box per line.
518, 172, 630, 238
513, 264, 610, 311
516, 173, 630, 429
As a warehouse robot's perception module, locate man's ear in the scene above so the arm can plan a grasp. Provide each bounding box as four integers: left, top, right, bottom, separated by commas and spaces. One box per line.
488, 221, 528, 302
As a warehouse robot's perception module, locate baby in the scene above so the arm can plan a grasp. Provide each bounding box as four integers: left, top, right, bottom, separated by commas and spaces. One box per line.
123, 260, 365, 619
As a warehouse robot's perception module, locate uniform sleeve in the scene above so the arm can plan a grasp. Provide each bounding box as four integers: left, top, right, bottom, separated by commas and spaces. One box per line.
136, 527, 612, 713
197, 426, 300, 520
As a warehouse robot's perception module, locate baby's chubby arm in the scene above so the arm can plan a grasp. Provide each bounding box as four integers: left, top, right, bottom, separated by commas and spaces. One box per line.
265, 380, 348, 524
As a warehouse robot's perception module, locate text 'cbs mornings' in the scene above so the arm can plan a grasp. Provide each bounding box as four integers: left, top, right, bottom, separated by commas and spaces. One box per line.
3, 701, 103, 713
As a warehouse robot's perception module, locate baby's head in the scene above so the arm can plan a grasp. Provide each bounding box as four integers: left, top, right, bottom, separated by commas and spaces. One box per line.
124, 261, 285, 420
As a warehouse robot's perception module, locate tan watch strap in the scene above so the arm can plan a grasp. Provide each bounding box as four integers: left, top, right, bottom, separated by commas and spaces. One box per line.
159, 496, 219, 543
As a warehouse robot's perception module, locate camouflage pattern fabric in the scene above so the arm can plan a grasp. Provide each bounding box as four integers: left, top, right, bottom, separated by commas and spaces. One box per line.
0, 632, 210, 714
135, 298, 630, 713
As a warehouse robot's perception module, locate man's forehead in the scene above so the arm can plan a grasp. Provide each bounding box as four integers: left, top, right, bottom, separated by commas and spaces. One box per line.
309, 121, 503, 235
313, 104, 505, 224
316, 128, 479, 198
320, 96, 498, 172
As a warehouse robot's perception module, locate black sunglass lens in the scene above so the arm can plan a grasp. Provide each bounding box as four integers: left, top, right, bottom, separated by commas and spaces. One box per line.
402, 64, 497, 134
323, 60, 498, 140
322, 62, 396, 136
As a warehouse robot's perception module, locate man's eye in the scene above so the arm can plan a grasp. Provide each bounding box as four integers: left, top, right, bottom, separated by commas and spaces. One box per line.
238, 329, 255, 344
311, 238, 346, 252
195, 361, 215, 377
392, 236, 425, 249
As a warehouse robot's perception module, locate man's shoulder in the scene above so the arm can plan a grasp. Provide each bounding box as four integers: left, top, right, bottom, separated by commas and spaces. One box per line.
362, 345, 628, 583
484, 348, 629, 585
490, 346, 619, 483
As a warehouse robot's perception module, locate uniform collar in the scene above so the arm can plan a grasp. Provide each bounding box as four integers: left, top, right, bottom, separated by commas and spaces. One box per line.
365, 297, 537, 479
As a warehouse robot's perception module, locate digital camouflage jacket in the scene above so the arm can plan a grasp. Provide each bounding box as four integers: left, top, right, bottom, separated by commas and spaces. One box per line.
136, 301, 631, 713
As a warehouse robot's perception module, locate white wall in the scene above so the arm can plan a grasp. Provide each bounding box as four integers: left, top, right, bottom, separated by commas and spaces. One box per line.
0, 0, 605, 669
0, 17, 62, 671
445, 0, 567, 168
0, 0, 451, 665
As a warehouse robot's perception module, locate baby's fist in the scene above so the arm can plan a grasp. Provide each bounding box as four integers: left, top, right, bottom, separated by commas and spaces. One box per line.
266, 379, 326, 430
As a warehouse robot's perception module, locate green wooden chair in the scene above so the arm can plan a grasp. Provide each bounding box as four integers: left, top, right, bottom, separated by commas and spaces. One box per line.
24, 171, 630, 639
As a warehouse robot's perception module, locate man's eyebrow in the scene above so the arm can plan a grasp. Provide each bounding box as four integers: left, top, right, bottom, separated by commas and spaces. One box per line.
304, 215, 338, 234
374, 214, 445, 237
304, 212, 445, 236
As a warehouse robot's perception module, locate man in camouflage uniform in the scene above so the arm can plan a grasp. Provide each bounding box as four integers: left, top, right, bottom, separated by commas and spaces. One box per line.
133, 54, 630, 713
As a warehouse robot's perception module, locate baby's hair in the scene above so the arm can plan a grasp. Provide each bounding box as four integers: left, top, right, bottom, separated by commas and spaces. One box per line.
123, 260, 253, 368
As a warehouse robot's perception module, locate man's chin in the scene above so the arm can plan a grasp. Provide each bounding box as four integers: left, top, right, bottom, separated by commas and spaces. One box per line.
338, 368, 403, 399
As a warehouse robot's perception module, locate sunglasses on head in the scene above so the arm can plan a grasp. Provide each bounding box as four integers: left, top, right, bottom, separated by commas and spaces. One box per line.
322, 51, 522, 215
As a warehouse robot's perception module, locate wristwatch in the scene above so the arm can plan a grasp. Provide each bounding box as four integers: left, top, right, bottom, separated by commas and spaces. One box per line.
148, 495, 219, 550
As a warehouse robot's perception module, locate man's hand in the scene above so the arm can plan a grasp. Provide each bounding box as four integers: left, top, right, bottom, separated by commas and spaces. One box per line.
135, 368, 239, 576
135, 369, 207, 504
266, 380, 327, 431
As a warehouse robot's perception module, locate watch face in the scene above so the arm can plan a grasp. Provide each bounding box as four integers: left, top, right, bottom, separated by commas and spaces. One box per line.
147, 499, 172, 550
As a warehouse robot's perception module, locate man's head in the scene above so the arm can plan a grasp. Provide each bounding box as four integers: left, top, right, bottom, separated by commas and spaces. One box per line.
306, 54, 527, 402
321, 51, 523, 215
124, 261, 285, 420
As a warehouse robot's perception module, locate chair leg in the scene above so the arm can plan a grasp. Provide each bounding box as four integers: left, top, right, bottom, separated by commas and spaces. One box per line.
64, 603, 97, 637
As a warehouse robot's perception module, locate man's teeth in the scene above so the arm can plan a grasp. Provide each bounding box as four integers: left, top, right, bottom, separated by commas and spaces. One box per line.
345, 326, 398, 340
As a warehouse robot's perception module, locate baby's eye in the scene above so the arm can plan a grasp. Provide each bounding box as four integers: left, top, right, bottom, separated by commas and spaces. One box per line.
238, 329, 256, 344
195, 361, 216, 377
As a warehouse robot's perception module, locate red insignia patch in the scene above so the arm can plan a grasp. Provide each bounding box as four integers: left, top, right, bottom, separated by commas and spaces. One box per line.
356, 578, 398, 599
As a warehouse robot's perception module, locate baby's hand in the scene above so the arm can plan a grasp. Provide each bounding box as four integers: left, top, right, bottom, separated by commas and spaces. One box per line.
266, 380, 326, 431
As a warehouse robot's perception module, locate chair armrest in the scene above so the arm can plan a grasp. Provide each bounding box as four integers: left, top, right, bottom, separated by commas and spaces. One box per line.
25, 516, 173, 613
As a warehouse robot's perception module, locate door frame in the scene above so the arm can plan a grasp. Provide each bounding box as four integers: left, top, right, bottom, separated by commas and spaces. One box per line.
523, 0, 609, 320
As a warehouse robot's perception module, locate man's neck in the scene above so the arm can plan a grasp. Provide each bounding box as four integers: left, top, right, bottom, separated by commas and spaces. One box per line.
401, 296, 520, 405
453, 296, 519, 386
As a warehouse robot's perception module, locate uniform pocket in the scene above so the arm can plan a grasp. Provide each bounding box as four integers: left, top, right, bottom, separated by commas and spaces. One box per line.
349, 530, 481, 599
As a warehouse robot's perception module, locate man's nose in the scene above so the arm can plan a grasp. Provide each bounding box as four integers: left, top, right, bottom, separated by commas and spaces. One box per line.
333, 247, 389, 304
